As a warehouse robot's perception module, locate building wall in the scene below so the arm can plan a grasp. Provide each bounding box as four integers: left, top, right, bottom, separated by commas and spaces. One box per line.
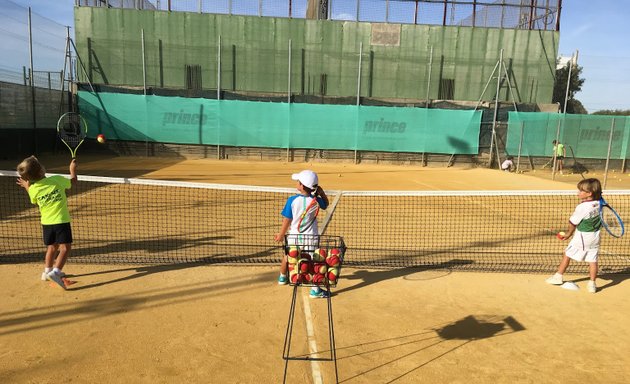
74, 7, 558, 103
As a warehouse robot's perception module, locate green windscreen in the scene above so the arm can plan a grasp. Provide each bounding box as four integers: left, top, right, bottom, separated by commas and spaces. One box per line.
78, 91, 481, 154
507, 112, 630, 159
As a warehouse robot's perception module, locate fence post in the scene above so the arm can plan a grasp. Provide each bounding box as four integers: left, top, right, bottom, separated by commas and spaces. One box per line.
603, 118, 616, 189
516, 121, 524, 172
287, 39, 292, 162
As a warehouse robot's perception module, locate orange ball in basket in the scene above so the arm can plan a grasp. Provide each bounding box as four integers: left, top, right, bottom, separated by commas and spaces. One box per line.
298, 260, 311, 274
327, 268, 339, 282
314, 262, 327, 274
300, 273, 312, 283
326, 255, 340, 267
290, 272, 301, 284
313, 248, 327, 262
312, 273, 325, 284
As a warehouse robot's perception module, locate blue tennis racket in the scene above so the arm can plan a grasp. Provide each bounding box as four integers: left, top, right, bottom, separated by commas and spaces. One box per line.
599, 197, 624, 238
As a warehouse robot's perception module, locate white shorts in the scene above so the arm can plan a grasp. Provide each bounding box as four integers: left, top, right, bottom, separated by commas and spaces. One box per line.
565, 231, 600, 263
565, 244, 599, 262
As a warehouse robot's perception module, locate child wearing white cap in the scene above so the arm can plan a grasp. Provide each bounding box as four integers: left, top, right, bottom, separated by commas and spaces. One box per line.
274, 170, 330, 298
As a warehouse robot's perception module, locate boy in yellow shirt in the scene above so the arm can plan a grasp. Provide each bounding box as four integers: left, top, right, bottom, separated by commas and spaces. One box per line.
17, 156, 77, 289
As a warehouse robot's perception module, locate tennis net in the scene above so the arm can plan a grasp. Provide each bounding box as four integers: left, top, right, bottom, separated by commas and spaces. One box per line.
2, 171, 629, 273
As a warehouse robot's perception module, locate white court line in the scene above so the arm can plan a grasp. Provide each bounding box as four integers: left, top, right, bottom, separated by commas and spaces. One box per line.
301, 290, 323, 384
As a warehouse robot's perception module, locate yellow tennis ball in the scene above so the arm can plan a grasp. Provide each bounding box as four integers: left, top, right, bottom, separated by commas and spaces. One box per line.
97, 134, 106, 143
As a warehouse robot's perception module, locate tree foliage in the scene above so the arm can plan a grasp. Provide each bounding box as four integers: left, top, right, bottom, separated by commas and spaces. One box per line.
592, 109, 630, 116
552, 62, 585, 114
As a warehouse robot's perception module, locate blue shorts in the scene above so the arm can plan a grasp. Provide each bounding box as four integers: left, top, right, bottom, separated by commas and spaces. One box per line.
42, 222, 73, 246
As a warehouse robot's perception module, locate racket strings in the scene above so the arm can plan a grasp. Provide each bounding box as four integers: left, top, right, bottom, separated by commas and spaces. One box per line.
58, 113, 87, 150
601, 207, 623, 235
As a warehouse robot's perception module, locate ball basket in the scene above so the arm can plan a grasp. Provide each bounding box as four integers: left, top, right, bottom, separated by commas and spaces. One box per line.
283, 234, 346, 288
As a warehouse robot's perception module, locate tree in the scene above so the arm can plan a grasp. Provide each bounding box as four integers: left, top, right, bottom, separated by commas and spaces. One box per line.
592, 109, 630, 116
552, 62, 585, 114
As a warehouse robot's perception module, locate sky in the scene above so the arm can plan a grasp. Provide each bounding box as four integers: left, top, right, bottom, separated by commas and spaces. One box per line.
4, 0, 630, 113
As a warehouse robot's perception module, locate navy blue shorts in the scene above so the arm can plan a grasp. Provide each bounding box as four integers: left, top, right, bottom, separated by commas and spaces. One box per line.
42, 223, 73, 246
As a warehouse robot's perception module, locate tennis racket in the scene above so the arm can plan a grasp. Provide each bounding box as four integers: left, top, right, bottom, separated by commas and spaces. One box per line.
297, 196, 320, 233
599, 197, 624, 238
57, 112, 88, 159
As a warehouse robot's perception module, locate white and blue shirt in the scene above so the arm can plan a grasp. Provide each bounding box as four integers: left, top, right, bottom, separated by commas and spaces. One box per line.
281, 194, 328, 235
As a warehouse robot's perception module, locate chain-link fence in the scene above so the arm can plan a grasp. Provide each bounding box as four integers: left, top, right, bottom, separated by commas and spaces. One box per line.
77, 0, 561, 30
0, 0, 68, 158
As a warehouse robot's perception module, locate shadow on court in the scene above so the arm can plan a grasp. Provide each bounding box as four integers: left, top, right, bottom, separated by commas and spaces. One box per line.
1, 235, 281, 266
570, 267, 630, 292
0, 269, 277, 337
336, 315, 525, 383
333, 259, 473, 296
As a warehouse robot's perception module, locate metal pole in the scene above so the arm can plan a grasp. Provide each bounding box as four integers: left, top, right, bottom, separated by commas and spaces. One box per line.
217, 35, 221, 100
287, 39, 291, 162
356, 42, 362, 106
603, 118, 616, 190
288, 39, 292, 103
217, 35, 221, 159
355, 42, 363, 164
474, 59, 500, 110
551, 118, 561, 180
414, 0, 418, 24
141, 29, 149, 156
198, 0, 202, 13
356, 0, 360, 21
516, 121, 524, 172
562, 51, 574, 113
28, 7, 38, 154
426, 45, 433, 108
141, 29, 147, 96
487, 49, 503, 168
385, 0, 389, 22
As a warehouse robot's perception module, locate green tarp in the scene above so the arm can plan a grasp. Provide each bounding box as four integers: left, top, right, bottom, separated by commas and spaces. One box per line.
79, 91, 482, 154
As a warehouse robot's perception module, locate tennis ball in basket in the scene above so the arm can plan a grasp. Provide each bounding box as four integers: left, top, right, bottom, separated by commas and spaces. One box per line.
290, 272, 301, 284
298, 259, 311, 274
288, 246, 299, 258
300, 252, 312, 261
313, 248, 327, 262
314, 262, 327, 274
96, 134, 106, 144
312, 273, 325, 284
326, 254, 340, 267
301, 273, 312, 283
327, 268, 339, 282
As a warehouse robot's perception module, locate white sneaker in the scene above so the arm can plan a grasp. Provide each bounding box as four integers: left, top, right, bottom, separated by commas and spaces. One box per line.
545, 274, 563, 285
46, 271, 67, 290
41, 271, 65, 281
587, 280, 597, 293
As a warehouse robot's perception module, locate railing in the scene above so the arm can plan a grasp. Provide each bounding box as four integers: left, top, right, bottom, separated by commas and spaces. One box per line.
76, 0, 562, 31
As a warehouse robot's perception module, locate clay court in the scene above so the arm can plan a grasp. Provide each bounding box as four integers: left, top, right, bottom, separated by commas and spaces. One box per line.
2, 155, 630, 383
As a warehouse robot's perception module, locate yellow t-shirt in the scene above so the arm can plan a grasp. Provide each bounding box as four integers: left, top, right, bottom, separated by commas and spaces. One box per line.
28, 175, 72, 225
554, 143, 565, 157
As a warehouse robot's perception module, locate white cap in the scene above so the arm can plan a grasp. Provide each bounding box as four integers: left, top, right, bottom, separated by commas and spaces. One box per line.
291, 170, 318, 189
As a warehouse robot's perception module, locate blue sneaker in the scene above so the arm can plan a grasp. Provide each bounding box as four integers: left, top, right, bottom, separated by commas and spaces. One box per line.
309, 288, 330, 299
278, 275, 288, 285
